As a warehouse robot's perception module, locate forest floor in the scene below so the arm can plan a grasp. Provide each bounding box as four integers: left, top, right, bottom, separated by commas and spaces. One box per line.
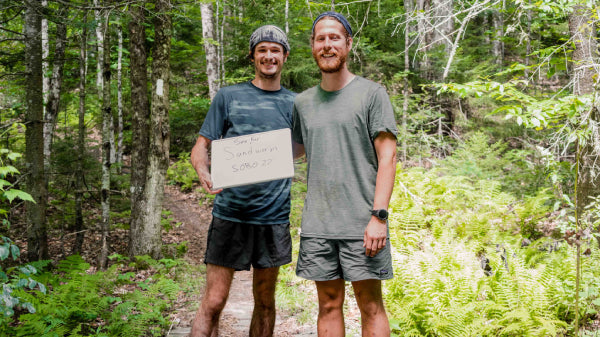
161, 184, 319, 336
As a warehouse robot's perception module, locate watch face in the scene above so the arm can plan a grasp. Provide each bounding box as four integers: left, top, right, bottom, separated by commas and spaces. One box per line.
372, 209, 388, 220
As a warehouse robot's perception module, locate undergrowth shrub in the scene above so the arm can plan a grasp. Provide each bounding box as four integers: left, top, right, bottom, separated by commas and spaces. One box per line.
7, 254, 197, 337
387, 153, 600, 335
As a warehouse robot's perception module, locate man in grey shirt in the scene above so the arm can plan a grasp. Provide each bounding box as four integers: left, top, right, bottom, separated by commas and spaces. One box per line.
292, 11, 398, 337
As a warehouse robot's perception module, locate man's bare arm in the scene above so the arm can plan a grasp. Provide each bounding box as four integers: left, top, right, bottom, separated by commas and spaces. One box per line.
363, 131, 397, 257
190, 135, 222, 194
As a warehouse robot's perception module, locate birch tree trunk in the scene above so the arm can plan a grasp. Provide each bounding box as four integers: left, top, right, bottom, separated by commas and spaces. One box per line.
99, 9, 112, 269
74, 11, 88, 254
130, 0, 173, 258
24, 0, 48, 261
94, 0, 115, 164
402, 0, 413, 163
201, 1, 219, 100
128, 2, 151, 257
569, 4, 600, 214
491, 7, 504, 65
116, 24, 124, 173
43, 7, 68, 173
42, 0, 49, 118
432, 0, 454, 54
94, 0, 104, 93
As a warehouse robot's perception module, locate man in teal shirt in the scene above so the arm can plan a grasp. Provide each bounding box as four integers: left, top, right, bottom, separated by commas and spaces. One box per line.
190, 25, 295, 337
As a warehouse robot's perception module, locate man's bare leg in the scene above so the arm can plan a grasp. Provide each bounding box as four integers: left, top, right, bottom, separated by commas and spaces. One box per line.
352, 279, 390, 337
315, 279, 346, 337
190, 264, 235, 337
249, 266, 280, 337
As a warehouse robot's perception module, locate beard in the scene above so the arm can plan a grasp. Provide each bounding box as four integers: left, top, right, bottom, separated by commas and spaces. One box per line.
313, 51, 347, 73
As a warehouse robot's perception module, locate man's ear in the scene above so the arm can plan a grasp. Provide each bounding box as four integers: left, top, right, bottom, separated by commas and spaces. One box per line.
283, 51, 289, 63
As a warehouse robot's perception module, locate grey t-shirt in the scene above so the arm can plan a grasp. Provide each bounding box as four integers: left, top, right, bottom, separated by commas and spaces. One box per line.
292, 76, 397, 239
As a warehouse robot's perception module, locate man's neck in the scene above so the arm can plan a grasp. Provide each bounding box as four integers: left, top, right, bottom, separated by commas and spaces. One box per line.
320, 67, 355, 92
252, 76, 281, 91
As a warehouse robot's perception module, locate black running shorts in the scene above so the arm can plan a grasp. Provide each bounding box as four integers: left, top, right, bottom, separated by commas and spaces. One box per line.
204, 216, 292, 271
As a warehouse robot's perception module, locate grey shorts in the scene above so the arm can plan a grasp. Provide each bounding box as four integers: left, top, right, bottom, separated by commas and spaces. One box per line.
204, 216, 292, 271
296, 237, 394, 282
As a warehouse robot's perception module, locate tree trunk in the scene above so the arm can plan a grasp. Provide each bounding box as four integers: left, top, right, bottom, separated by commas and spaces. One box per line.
569, 4, 600, 214
74, 11, 88, 255
491, 7, 504, 65
416, 0, 432, 78
42, 0, 49, 119
130, 0, 173, 259
24, 0, 48, 261
43, 7, 68, 174
402, 0, 412, 163
116, 23, 124, 173
99, 9, 112, 269
201, 2, 219, 100
432, 0, 454, 54
128, 1, 151, 257
94, 0, 104, 93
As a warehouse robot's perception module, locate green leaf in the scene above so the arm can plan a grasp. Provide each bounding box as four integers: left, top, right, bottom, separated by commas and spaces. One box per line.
10, 244, 19, 260
0, 244, 9, 260
3, 189, 35, 203
7, 152, 21, 161
0, 166, 19, 177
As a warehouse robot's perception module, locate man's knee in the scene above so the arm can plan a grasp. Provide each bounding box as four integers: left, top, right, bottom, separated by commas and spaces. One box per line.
203, 291, 229, 316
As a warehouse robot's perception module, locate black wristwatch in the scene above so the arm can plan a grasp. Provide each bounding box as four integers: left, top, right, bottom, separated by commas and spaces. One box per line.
370, 209, 388, 221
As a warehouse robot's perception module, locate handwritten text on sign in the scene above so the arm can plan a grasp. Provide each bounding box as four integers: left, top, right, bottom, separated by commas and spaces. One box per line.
211, 128, 294, 189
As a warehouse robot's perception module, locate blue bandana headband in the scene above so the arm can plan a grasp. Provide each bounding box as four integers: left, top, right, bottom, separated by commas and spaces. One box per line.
311, 11, 353, 37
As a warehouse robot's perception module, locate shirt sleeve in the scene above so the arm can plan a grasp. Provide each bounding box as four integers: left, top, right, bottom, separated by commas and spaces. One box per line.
199, 89, 227, 141
291, 103, 304, 144
368, 86, 398, 140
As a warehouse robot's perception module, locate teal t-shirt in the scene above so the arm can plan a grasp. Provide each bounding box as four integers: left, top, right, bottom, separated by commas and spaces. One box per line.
292, 76, 397, 239
200, 81, 296, 224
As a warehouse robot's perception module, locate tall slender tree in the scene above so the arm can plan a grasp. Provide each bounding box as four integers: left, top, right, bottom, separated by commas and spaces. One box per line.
99, 5, 112, 269
43, 7, 68, 173
569, 4, 599, 214
24, 0, 48, 261
74, 11, 89, 255
128, 1, 152, 258
201, 1, 219, 100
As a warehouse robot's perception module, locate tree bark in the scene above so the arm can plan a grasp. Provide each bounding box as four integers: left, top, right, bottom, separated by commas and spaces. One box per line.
491, 7, 504, 65
43, 7, 68, 173
569, 4, 600, 214
24, 0, 48, 261
99, 8, 112, 269
128, 1, 151, 257
201, 1, 219, 100
130, 0, 173, 259
74, 11, 88, 255
116, 23, 124, 173
402, 0, 412, 163
432, 0, 454, 54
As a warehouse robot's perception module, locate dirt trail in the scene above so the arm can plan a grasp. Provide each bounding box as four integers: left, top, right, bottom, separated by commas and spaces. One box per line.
162, 185, 317, 336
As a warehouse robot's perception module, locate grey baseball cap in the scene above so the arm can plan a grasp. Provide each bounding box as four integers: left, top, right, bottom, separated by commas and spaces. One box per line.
249, 25, 290, 53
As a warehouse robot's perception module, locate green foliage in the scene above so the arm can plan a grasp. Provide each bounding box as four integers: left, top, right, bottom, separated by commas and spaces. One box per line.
9, 255, 191, 337
166, 152, 198, 191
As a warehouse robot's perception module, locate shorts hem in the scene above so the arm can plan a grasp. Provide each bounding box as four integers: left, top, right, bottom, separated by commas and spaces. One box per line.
204, 259, 250, 272
253, 257, 292, 269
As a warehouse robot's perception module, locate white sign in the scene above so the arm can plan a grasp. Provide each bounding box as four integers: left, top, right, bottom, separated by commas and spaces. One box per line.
211, 128, 294, 189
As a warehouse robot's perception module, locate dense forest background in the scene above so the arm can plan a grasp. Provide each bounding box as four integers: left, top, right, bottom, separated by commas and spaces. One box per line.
0, 0, 599, 335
